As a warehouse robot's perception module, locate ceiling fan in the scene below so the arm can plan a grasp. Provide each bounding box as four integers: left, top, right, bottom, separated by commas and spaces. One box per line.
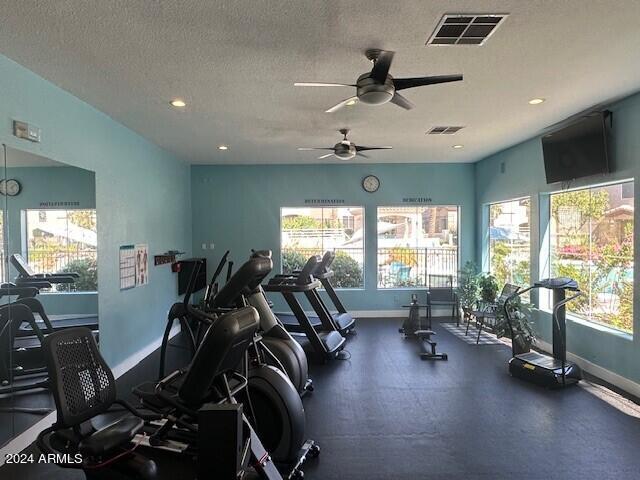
295, 49, 463, 112
298, 129, 392, 160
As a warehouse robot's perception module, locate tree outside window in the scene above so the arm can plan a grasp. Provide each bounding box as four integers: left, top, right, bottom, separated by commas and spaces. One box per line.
549, 182, 634, 333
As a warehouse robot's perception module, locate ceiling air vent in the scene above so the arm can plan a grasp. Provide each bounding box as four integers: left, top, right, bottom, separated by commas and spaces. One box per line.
427, 126, 464, 135
426, 14, 507, 46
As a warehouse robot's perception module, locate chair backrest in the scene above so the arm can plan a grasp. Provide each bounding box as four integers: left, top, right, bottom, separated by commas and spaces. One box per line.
428, 274, 453, 289
43, 327, 116, 428
498, 283, 520, 303
178, 306, 259, 407
11, 253, 36, 277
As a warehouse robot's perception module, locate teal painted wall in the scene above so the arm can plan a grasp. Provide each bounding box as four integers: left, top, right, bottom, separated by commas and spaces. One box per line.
4, 166, 97, 315
191, 163, 476, 311
0, 53, 192, 366
475, 92, 640, 383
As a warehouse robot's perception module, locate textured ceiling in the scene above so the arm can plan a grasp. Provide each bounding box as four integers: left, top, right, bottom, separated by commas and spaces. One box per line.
1, 1, 639, 165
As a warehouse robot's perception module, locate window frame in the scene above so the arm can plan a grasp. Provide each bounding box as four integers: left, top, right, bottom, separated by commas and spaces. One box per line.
375, 204, 461, 290
23, 208, 98, 294
279, 205, 365, 290
487, 196, 532, 288
542, 179, 634, 335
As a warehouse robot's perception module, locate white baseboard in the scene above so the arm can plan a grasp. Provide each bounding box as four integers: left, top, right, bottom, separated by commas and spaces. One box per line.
535, 338, 640, 398
350, 308, 457, 318
352, 309, 406, 318
0, 324, 181, 466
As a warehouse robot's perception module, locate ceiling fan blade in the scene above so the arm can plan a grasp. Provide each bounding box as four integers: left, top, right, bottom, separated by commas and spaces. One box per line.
325, 96, 358, 113
298, 147, 333, 151
356, 146, 393, 151
356, 152, 370, 159
370, 50, 395, 83
394, 75, 463, 91
317, 153, 334, 159
390, 92, 414, 110
294, 82, 355, 87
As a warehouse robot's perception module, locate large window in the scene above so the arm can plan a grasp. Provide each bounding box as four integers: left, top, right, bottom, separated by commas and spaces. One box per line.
25, 209, 98, 292
280, 207, 364, 288
377, 206, 459, 288
489, 198, 531, 288
549, 181, 634, 333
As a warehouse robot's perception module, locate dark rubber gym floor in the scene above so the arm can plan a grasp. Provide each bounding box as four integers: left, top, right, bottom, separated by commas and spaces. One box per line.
3, 317, 640, 480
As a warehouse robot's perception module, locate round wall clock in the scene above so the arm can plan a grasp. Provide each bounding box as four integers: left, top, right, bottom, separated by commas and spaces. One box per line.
6, 179, 21, 196
362, 175, 380, 193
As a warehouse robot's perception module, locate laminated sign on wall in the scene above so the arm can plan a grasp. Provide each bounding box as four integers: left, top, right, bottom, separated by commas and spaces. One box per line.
120, 243, 149, 289
135, 244, 149, 286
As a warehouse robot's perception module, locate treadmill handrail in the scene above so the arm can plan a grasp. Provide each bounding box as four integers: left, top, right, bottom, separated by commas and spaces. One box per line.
551, 291, 583, 364
263, 279, 322, 292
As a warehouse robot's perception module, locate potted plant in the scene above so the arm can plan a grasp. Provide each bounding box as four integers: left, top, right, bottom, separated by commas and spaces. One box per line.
458, 261, 480, 310
495, 296, 536, 354
478, 273, 499, 303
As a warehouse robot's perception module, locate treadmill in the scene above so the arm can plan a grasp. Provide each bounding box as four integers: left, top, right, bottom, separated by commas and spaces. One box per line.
264, 257, 346, 362
504, 277, 583, 388
8, 254, 99, 334
275, 254, 356, 336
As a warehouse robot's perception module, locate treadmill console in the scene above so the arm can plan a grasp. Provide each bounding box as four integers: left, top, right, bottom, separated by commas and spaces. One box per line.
534, 277, 579, 291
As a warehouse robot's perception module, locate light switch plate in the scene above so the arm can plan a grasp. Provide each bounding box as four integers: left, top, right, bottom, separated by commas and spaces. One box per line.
13, 120, 41, 143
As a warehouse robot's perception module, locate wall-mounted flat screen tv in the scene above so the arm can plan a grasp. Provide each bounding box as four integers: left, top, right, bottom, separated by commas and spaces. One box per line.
541, 112, 609, 184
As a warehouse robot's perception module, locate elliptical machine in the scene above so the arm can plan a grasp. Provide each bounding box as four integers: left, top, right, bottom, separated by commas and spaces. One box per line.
199, 250, 312, 396
504, 277, 583, 388
157, 254, 316, 467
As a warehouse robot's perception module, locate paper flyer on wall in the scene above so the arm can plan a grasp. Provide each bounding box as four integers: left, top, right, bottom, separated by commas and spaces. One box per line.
119, 245, 136, 290
135, 244, 149, 286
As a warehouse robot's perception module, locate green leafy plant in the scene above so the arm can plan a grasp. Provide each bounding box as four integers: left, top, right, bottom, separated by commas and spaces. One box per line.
56, 258, 98, 292
495, 295, 536, 354
281, 249, 307, 274
458, 261, 480, 309
331, 251, 363, 288
478, 273, 499, 303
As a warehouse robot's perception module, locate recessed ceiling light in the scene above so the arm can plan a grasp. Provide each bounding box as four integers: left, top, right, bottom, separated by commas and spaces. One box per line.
528, 98, 545, 105
346, 99, 357, 106
170, 99, 186, 108
452, 144, 464, 149
218, 145, 229, 151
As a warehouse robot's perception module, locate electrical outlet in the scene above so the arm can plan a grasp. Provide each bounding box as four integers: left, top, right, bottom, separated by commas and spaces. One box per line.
209, 243, 215, 250
201, 243, 207, 250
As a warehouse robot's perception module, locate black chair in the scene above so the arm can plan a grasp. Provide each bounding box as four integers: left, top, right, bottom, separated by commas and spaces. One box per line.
426, 274, 459, 325
36, 327, 159, 478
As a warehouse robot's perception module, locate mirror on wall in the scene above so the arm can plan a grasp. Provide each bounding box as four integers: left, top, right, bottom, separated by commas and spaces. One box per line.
0, 146, 98, 448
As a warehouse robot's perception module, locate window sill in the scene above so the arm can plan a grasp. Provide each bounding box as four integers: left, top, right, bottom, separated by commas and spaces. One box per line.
40, 291, 98, 296
377, 287, 427, 291
538, 308, 633, 340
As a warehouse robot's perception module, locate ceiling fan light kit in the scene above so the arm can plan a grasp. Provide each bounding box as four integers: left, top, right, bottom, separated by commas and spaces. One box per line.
298, 129, 392, 161
294, 48, 464, 162
295, 49, 463, 113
